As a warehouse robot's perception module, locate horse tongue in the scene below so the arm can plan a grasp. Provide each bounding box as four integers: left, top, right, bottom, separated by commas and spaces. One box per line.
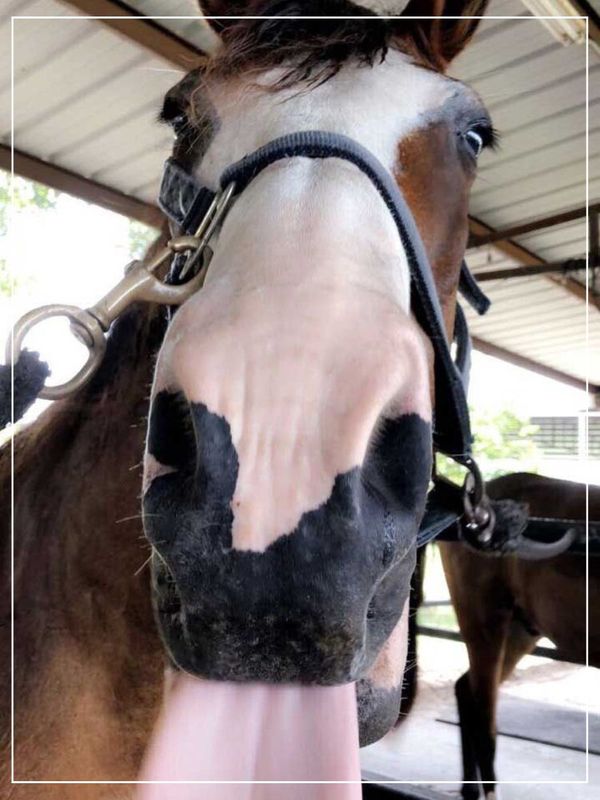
137, 673, 362, 800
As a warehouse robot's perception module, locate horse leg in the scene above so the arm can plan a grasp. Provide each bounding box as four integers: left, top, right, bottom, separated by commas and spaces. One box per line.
460, 617, 536, 800
500, 618, 538, 681
455, 671, 481, 800
463, 611, 518, 800
440, 543, 512, 800
467, 670, 498, 800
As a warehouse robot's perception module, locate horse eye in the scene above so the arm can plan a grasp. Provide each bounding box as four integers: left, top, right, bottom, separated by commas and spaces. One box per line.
464, 129, 484, 159
171, 114, 188, 139
160, 96, 189, 139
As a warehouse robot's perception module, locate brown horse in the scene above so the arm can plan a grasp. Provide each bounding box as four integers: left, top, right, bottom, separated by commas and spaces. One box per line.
1, 2, 492, 796
441, 472, 599, 800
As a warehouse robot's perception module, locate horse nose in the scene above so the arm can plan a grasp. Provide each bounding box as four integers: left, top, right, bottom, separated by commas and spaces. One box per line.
142, 296, 432, 685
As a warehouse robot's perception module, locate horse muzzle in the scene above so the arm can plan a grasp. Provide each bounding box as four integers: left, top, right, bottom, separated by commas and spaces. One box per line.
143, 395, 430, 691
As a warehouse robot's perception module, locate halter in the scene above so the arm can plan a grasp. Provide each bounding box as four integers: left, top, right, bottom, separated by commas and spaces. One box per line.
158, 130, 493, 545
3, 130, 494, 547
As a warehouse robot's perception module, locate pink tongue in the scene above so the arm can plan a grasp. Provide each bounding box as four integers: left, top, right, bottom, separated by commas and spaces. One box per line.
137, 673, 362, 800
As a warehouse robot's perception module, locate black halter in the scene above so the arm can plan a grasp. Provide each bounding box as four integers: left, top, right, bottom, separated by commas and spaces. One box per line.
158, 129, 492, 547
0, 129, 492, 548
160, 130, 489, 458
5, 129, 585, 558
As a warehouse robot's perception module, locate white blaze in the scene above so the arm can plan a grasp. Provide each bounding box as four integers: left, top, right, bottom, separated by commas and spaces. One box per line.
149, 53, 452, 551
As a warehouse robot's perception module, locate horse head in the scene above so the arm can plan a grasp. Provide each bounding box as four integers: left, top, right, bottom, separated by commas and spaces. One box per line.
141, 0, 492, 787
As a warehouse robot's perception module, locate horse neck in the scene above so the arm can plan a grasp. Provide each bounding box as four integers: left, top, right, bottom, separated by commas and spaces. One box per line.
2, 294, 168, 718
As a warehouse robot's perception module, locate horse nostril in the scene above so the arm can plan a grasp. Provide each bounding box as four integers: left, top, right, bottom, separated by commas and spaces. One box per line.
147, 390, 196, 473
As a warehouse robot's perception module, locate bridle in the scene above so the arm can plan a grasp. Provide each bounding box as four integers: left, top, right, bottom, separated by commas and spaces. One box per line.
2, 129, 506, 550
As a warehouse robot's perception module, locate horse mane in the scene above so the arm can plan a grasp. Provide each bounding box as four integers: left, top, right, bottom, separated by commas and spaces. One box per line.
204, 0, 425, 90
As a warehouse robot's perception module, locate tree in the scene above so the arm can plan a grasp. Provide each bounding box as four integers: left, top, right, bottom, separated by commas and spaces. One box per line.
0, 170, 57, 295
128, 219, 158, 260
438, 408, 540, 484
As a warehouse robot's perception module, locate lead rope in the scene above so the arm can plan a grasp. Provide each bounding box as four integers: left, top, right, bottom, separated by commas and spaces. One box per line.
0, 350, 49, 429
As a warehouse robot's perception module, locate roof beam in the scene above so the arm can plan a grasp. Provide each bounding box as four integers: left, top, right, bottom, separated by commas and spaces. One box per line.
0, 145, 163, 229
468, 214, 600, 312
469, 205, 594, 248
569, 1, 600, 50
475, 259, 587, 282
472, 336, 598, 395
58, 0, 208, 71
468, 214, 548, 267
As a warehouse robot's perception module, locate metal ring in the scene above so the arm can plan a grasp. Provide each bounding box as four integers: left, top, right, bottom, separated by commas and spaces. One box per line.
459, 456, 485, 507
459, 456, 495, 544
6, 304, 107, 400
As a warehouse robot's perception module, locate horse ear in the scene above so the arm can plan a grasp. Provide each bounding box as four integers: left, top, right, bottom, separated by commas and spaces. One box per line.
395, 0, 489, 71
197, 1, 262, 36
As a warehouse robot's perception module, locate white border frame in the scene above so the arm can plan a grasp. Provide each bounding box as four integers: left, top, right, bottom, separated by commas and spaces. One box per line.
9, 9, 592, 789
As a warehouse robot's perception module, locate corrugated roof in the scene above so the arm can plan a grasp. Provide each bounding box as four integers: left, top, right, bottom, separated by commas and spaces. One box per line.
449, 3, 599, 386
123, 0, 220, 52
2, 0, 187, 201
2, 0, 598, 388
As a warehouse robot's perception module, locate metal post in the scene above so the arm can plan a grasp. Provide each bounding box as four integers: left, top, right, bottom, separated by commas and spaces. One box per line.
590, 207, 599, 295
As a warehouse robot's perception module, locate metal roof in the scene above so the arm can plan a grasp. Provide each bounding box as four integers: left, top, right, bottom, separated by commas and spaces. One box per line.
450, 2, 599, 388
2, 0, 598, 391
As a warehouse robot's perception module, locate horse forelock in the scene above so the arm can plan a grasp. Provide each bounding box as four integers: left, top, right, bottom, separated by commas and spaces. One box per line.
197, 0, 448, 93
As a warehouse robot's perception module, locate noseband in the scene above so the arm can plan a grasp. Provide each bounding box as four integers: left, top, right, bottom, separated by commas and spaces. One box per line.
4, 129, 494, 548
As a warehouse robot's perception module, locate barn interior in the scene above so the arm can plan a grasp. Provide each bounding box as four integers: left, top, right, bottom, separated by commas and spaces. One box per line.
1, 0, 598, 798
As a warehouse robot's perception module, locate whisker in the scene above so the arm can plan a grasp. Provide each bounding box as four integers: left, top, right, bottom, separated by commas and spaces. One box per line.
115, 513, 162, 524
139, 67, 184, 74
134, 554, 154, 576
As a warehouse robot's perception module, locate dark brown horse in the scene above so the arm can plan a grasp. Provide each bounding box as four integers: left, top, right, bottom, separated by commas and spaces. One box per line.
1, 2, 492, 796
441, 472, 599, 800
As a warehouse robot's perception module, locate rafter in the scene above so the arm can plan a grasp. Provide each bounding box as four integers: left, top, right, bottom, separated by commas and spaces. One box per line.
468, 205, 593, 248
0, 145, 163, 228
468, 215, 600, 312
472, 336, 598, 396
58, 0, 212, 70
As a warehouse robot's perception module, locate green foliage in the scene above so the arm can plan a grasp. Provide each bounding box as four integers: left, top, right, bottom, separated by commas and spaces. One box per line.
0, 261, 10, 295
0, 170, 57, 295
128, 219, 158, 260
0, 171, 56, 231
438, 408, 540, 484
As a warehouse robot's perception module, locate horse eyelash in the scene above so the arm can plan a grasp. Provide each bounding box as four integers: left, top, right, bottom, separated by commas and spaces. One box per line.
475, 122, 499, 151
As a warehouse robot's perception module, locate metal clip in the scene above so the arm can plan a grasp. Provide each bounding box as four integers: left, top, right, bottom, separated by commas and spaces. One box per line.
179, 181, 236, 280
5, 182, 237, 400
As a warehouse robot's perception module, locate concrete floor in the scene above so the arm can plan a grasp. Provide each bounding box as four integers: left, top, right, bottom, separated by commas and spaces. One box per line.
360, 636, 600, 799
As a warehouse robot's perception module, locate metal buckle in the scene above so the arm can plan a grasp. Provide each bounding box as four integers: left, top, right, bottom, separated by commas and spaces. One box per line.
6, 182, 236, 400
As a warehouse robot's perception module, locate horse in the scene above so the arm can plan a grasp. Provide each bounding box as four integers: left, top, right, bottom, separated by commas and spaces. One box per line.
440, 472, 600, 800
1, 1, 495, 796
